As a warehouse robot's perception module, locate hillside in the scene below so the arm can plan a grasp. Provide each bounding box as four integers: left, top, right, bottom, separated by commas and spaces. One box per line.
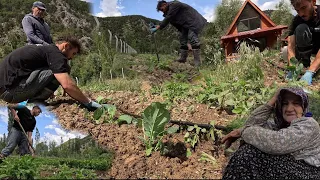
98, 15, 180, 53
0, 0, 178, 58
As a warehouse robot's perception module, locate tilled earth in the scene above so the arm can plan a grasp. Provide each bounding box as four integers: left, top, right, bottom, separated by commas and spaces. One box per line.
2, 57, 319, 178
49, 90, 230, 179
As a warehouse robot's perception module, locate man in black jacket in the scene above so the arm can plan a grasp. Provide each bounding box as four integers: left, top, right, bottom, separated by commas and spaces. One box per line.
150, 1, 207, 66
0, 105, 41, 159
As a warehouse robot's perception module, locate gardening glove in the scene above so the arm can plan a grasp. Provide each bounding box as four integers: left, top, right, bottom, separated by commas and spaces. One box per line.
300, 70, 315, 85
285, 71, 293, 80
83, 100, 102, 111
150, 27, 158, 34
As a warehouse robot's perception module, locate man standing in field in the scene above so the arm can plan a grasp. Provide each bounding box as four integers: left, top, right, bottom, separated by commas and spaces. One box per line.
150, 1, 207, 67
22, 1, 53, 45
0, 105, 41, 159
283, 0, 320, 85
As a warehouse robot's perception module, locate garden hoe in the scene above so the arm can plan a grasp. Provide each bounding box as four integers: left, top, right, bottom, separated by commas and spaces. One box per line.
149, 22, 160, 63
18, 121, 36, 156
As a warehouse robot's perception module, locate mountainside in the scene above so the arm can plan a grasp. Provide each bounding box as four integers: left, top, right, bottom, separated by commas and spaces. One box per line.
0, 0, 178, 58
98, 15, 180, 53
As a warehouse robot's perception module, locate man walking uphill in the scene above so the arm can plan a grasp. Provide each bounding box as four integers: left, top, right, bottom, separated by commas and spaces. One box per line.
0, 105, 41, 159
150, 1, 207, 67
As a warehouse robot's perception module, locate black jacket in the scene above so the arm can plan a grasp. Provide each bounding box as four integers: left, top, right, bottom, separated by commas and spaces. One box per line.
159, 1, 207, 33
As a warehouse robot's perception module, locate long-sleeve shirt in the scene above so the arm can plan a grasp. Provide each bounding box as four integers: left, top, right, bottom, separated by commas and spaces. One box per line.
22, 14, 53, 45
159, 1, 207, 34
241, 104, 320, 167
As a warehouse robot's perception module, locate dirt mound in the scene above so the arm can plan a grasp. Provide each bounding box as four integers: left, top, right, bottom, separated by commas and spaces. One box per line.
50, 95, 228, 179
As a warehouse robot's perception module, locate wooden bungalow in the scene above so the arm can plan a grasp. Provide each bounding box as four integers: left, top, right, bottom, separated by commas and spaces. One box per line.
221, 0, 288, 61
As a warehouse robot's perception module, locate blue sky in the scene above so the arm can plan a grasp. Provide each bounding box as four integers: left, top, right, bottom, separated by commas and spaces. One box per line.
0, 106, 86, 146
82, 0, 295, 22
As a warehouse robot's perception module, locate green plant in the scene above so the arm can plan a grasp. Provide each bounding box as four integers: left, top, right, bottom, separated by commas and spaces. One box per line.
93, 104, 117, 123
48, 164, 97, 179
287, 57, 304, 81
0, 155, 38, 180
199, 152, 218, 168
35, 157, 112, 171
197, 78, 277, 116
162, 81, 191, 103
225, 117, 247, 133
183, 121, 217, 156
141, 102, 178, 156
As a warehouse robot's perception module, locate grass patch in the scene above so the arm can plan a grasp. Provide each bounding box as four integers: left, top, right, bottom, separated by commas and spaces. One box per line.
225, 117, 247, 133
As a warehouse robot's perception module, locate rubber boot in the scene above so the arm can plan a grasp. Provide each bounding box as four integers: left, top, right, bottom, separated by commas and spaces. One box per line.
175, 49, 189, 63
192, 49, 201, 67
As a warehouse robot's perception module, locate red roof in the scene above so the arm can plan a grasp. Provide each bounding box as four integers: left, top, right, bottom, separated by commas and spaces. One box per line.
221, 25, 287, 40
224, 0, 276, 36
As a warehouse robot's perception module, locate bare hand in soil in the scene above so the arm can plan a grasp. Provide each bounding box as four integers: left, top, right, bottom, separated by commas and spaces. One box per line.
221, 128, 242, 149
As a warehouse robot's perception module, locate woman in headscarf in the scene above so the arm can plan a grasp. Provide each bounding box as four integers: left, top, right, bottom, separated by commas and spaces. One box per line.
221, 87, 320, 179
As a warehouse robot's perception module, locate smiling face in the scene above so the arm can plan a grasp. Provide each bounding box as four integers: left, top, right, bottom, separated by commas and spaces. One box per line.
293, 0, 315, 21
281, 91, 304, 123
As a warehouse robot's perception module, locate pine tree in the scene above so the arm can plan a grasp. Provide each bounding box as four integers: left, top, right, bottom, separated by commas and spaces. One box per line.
35, 128, 40, 146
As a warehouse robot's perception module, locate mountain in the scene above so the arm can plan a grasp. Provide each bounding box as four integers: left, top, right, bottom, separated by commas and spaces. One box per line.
0, 0, 179, 58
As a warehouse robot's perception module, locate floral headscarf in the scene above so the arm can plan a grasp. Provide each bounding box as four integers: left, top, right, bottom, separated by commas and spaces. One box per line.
274, 87, 310, 128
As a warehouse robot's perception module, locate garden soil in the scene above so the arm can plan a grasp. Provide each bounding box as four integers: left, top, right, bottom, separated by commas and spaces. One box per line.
2, 56, 320, 178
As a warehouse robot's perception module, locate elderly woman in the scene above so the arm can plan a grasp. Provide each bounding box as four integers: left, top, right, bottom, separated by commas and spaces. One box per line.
222, 87, 320, 179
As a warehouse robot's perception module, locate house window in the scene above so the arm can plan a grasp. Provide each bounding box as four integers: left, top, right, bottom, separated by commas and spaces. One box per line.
237, 5, 261, 32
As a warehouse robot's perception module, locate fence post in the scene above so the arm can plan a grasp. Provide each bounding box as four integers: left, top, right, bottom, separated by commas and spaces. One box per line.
120, 39, 123, 53
115, 35, 118, 52
108, 29, 112, 45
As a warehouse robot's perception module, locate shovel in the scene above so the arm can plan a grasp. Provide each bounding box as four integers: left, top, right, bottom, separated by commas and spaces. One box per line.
17, 121, 36, 156
149, 22, 160, 63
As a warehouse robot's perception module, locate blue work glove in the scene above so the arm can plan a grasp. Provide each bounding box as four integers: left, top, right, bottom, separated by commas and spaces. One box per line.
150, 27, 158, 34
83, 100, 102, 111
285, 71, 293, 80
300, 70, 315, 85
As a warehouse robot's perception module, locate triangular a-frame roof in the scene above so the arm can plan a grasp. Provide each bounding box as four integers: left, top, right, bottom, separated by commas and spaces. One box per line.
225, 0, 276, 36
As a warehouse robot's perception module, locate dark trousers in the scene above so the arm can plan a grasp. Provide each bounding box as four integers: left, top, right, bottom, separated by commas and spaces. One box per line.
180, 28, 201, 50
0, 69, 60, 103
294, 24, 320, 67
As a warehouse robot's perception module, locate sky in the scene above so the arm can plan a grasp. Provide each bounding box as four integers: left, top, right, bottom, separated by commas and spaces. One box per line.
0, 106, 86, 146
80, 0, 299, 22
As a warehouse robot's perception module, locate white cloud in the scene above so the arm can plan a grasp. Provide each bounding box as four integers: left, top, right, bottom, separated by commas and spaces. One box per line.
0, 109, 8, 124
52, 119, 59, 125
96, 0, 124, 17
81, 0, 91, 2
203, 6, 215, 22
45, 124, 56, 129
41, 128, 86, 146
260, 1, 278, 10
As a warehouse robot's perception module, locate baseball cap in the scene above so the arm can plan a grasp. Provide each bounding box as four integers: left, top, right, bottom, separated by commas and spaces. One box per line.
33, 1, 46, 10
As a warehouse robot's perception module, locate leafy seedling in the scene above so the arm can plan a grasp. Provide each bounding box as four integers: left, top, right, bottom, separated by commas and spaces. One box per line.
141, 102, 176, 156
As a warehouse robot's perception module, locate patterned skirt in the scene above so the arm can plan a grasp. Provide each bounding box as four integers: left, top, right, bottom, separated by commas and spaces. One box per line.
222, 144, 320, 179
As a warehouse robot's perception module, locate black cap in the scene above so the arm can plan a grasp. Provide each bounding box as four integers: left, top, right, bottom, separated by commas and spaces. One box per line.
33, 1, 46, 10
